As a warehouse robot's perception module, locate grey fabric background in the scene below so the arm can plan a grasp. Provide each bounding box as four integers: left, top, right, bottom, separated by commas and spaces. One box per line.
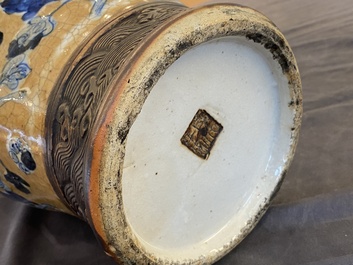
1, 0, 352, 264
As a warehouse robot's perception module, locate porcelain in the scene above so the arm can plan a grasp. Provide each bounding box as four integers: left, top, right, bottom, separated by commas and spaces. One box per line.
0, 1, 302, 264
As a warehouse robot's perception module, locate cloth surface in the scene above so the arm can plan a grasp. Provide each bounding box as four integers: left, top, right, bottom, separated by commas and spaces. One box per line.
1, 0, 353, 264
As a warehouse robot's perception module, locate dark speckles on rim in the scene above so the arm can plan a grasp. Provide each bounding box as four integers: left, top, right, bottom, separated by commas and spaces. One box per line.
245, 31, 292, 74
288, 98, 301, 107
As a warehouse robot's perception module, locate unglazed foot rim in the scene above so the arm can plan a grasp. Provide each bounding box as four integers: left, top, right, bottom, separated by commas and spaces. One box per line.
89, 3, 302, 264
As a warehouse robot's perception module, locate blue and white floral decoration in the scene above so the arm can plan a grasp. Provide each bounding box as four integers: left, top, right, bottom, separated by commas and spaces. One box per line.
8, 15, 55, 58
0, 54, 31, 90
0, 0, 106, 92
8, 138, 36, 174
0, 0, 59, 21
91, 0, 107, 16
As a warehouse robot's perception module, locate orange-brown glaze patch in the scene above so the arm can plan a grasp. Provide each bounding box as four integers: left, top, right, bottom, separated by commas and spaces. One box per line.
88, 75, 129, 249
89, 124, 108, 244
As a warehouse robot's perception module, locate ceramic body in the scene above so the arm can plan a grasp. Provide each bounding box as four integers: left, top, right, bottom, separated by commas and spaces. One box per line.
0, 1, 302, 264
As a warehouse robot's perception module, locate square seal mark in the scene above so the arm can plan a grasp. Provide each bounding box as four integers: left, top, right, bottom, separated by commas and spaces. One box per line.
181, 109, 223, 159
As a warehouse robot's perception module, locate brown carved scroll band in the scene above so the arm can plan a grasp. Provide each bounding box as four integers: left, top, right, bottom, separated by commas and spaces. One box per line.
45, 2, 187, 219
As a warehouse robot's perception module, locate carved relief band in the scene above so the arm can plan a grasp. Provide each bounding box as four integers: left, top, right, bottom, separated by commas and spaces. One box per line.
45, 2, 187, 220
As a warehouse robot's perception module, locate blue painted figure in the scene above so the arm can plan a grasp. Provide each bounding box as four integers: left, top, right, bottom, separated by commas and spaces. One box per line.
0, 160, 30, 194
8, 138, 36, 174
91, 0, 106, 16
0, 54, 31, 90
7, 16, 55, 58
0, 178, 56, 210
1, 0, 58, 20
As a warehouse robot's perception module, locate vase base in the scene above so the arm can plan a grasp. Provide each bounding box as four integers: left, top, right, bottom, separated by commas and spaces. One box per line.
89, 3, 302, 264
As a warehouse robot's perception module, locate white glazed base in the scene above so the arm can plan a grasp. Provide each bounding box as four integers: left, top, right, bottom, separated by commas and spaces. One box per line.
90, 3, 302, 264
122, 36, 292, 260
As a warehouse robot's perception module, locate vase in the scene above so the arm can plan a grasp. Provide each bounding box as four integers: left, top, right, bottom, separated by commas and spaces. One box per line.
0, 0, 302, 264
